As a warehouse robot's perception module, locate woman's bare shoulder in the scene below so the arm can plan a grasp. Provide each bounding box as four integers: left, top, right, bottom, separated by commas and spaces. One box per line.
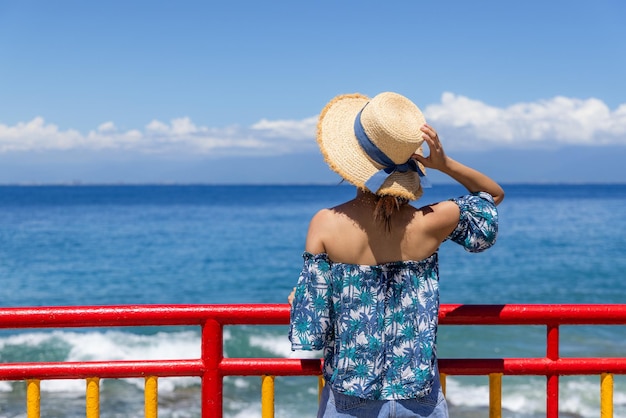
413, 200, 461, 237
305, 208, 342, 254
310, 207, 340, 227
417, 200, 459, 215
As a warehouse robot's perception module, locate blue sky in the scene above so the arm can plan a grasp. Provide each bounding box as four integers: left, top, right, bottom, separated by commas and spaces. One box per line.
1, 0, 625, 184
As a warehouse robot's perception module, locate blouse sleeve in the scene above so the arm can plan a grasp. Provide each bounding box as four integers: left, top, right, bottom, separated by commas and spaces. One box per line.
447, 192, 499, 253
289, 252, 333, 351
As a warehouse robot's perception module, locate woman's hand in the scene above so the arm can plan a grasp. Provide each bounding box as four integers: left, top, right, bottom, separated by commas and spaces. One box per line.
287, 287, 296, 305
414, 124, 505, 205
413, 124, 449, 171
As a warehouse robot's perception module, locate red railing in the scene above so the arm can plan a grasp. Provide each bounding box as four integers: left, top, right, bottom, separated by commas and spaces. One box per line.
1, 304, 625, 417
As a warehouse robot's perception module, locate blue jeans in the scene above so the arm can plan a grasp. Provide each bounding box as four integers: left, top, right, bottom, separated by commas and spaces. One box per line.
317, 377, 448, 418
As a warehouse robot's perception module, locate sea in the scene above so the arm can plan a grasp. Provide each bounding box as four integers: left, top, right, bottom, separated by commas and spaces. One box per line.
1, 183, 626, 418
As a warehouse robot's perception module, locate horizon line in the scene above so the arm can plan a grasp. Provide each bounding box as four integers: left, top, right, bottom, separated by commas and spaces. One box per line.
1, 181, 626, 187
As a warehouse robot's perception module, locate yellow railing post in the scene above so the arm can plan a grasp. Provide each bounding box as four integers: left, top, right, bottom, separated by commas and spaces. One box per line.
145, 375, 158, 418
318, 375, 325, 403
440, 372, 447, 397
601, 372, 614, 418
86, 377, 100, 418
26, 379, 41, 418
489, 373, 503, 418
261, 375, 275, 418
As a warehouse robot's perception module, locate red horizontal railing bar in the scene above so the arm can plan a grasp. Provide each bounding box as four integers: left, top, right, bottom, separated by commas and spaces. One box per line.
218, 357, 626, 376
0, 304, 289, 328
0, 360, 203, 380
219, 358, 323, 376
439, 304, 626, 325
439, 358, 626, 375
2, 357, 624, 382
0, 359, 323, 381
2, 304, 626, 329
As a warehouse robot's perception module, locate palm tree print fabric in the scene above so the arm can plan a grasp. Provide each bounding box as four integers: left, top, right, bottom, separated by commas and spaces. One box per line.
289, 192, 498, 400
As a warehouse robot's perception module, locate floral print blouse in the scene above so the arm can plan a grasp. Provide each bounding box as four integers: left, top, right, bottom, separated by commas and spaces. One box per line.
289, 192, 499, 400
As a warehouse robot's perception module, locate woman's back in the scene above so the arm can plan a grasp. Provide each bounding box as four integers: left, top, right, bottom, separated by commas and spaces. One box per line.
290, 191, 500, 403
305, 192, 461, 265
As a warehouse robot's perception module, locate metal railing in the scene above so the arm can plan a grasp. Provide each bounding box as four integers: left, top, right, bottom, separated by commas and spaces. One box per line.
1, 304, 625, 417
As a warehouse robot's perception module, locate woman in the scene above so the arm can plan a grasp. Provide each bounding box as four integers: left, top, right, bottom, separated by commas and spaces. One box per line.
289, 92, 504, 417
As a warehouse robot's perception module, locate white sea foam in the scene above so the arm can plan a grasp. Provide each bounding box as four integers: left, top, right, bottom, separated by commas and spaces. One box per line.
41, 378, 92, 393
229, 404, 262, 418
248, 334, 292, 357
1, 329, 200, 361
0, 331, 63, 347
0, 329, 201, 393
446, 375, 626, 418
64, 330, 200, 361
248, 333, 323, 359
445, 377, 491, 407
230, 377, 251, 389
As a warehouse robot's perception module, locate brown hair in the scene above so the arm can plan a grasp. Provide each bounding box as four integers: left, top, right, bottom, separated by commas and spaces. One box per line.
374, 195, 409, 232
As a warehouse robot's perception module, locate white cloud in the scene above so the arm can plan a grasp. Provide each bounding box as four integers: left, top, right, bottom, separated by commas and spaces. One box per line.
97, 121, 117, 133
251, 116, 317, 141
424, 93, 626, 149
1, 94, 625, 155
0, 117, 84, 152
0, 117, 308, 155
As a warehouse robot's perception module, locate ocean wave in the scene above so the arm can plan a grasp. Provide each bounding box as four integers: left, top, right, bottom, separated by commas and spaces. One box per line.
1, 328, 625, 417
0, 329, 202, 393
446, 375, 626, 418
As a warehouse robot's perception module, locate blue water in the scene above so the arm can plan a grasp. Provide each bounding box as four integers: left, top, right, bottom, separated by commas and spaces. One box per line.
1, 184, 626, 417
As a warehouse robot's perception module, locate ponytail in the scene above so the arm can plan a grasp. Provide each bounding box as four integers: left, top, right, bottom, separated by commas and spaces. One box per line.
374, 195, 408, 232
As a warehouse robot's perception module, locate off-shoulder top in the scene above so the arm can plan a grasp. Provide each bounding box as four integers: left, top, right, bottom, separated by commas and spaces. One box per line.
289, 192, 499, 400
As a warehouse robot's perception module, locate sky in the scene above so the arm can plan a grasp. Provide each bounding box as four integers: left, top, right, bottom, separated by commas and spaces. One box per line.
0, 0, 625, 185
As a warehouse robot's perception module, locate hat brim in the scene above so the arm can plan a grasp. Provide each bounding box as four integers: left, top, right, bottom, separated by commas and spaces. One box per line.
317, 93, 424, 200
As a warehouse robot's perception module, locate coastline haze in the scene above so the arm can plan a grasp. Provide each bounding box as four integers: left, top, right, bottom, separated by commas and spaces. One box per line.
0, 146, 623, 185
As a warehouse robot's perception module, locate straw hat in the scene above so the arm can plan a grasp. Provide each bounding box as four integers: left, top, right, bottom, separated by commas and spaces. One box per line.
317, 92, 427, 200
